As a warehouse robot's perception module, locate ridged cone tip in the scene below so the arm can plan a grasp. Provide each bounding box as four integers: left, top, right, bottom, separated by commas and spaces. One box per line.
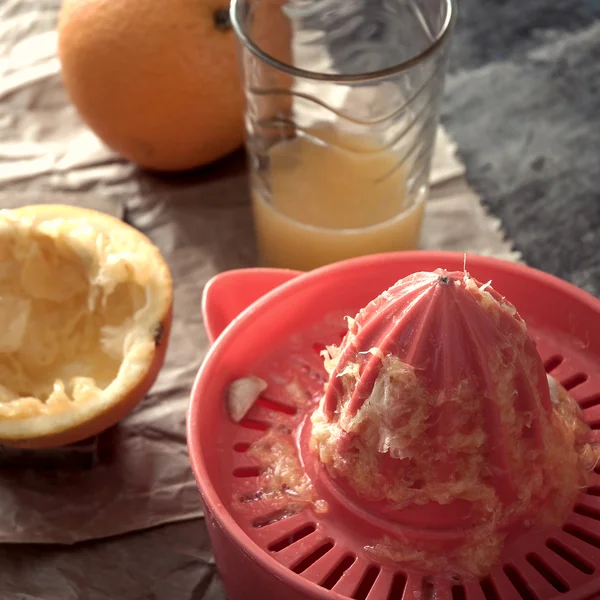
310, 269, 596, 577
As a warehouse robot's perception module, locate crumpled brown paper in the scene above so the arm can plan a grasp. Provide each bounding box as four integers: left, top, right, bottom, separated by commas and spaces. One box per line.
0, 519, 226, 600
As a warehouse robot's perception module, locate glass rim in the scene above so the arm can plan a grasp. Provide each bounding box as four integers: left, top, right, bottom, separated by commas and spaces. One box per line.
230, 0, 457, 83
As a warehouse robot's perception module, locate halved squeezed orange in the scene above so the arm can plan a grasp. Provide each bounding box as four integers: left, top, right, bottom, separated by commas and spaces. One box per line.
0, 205, 173, 448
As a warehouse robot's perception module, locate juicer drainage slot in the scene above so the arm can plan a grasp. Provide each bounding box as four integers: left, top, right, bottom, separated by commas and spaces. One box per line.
480, 576, 501, 600
267, 524, 316, 552
320, 554, 356, 590
562, 524, 600, 551
252, 510, 295, 529
545, 539, 594, 575
349, 562, 378, 599
291, 541, 334, 574
562, 373, 590, 391
544, 355, 564, 373
239, 418, 270, 431
525, 553, 569, 593
579, 394, 600, 410
503, 565, 539, 600
452, 584, 467, 600
233, 466, 261, 478
573, 503, 600, 521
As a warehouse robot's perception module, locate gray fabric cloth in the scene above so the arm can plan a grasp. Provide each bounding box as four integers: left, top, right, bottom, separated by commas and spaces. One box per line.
447, 0, 600, 71
442, 1, 600, 297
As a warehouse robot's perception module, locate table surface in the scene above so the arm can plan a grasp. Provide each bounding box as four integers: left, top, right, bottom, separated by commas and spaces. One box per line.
1, 1, 599, 599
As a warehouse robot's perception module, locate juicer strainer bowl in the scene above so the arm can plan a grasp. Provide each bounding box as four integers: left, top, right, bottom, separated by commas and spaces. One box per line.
188, 251, 600, 600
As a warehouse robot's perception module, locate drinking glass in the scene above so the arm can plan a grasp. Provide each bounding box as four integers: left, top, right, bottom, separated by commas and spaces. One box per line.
231, 0, 457, 271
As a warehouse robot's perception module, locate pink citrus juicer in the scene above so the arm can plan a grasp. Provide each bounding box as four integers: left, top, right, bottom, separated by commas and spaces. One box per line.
188, 251, 600, 600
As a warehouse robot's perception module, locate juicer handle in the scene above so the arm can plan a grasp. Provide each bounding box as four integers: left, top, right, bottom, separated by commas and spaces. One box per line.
202, 268, 301, 343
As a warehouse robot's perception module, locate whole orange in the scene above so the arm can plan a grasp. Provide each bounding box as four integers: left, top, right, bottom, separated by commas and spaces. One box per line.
57, 0, 245, 172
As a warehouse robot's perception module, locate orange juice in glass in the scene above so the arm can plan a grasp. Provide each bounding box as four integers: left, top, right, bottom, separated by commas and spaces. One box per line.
231, 0, 456, 271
